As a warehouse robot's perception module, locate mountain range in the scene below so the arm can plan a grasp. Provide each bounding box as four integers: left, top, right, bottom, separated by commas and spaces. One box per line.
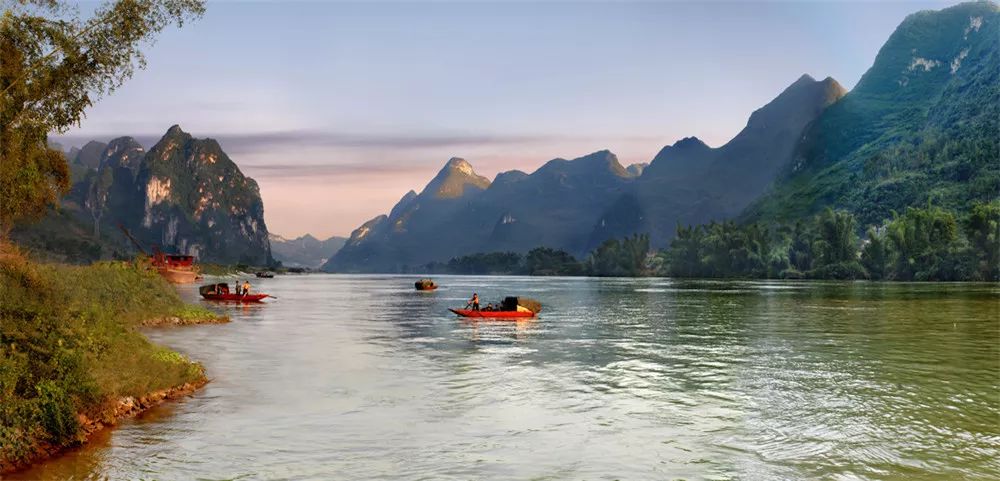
14, 126, 273, 265
327, 1, 998, 273
325, 74, 844, 272
269, 233, 347, 268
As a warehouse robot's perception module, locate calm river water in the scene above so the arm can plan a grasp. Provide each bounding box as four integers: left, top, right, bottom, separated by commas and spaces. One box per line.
10, 275, 1000, 480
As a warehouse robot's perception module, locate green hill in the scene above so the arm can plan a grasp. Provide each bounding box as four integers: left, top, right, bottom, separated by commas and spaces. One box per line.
743, 1, 999, 227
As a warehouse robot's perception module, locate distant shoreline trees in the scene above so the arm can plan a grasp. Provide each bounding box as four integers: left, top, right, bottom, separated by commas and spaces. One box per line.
419, 202, 999, 282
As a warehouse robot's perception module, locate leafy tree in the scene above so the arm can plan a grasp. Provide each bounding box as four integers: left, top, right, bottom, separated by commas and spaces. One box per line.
666, 223, 703, 277
810, 208, 864, 279
587, 233, 649, 277
964, 201, 1000, 281
788, 220, 813, 273
861, 227, 888, 280
444, 251, 522, 274
0, 0, 205, 234
524, 247, 582, 275
886, 205, 964, 280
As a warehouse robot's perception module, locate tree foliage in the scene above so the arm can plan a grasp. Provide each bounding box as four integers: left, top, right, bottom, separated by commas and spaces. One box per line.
0, 0, 204, 233
587, 234, 649, 277
662, 203, 996, 281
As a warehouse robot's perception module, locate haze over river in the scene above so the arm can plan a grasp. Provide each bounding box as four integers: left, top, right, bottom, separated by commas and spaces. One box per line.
12, 276, 999, 480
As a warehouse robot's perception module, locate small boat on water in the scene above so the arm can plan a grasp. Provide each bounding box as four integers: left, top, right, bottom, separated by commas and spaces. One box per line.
415, 278, 437, 291
449, 308, 535, 319
255, 271, 275, 278
199, 283, 270, 302
450, 296, 540, 319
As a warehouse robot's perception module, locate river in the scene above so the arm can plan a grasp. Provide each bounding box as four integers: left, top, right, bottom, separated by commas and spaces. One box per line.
10, 275, 999, 480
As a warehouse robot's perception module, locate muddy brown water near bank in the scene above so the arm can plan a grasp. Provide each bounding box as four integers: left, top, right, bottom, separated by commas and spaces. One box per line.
9, 275, 1000, 480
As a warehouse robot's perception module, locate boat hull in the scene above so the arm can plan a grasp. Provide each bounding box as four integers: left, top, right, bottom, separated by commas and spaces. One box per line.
201, 293, 269, 302
159, 268, 200, 284
416, 285, 438, 291
449, 308, 536, 319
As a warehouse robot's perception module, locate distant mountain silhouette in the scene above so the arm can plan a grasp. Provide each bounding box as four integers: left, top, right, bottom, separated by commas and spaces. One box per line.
326, 74, 843, 272
270, 233, 346, 268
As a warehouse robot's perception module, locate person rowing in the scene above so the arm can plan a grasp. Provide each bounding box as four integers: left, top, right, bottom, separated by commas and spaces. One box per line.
466, 292, 480, 311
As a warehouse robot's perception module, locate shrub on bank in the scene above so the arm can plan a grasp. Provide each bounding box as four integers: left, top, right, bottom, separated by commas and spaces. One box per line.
0, 243, 209, 468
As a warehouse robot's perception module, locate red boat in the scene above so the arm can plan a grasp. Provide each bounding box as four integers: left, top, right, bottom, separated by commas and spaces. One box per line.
119, 224, 200, 283
201, 292, 270, 302
449, 308, 536, 319
199, 283, 270, 302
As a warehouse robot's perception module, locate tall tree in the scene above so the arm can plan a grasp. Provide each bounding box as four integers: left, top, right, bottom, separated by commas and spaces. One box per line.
963, 201, 1000, 281
861, 227, 888, 280
886, 205, 961, 281
0, 0, 205, 234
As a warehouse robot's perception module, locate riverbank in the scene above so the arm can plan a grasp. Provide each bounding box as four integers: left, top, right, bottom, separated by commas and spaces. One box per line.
0, 242, 224, 474
1, 378, 209, 474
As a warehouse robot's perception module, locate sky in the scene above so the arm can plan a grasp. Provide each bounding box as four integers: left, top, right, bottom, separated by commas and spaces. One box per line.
53, 0, 958, 238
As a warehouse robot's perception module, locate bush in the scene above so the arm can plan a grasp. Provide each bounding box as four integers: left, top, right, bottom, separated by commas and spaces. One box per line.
0, 242, 208, 466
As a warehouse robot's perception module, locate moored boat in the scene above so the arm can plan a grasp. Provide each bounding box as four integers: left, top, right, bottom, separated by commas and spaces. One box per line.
154, 253, 200, 283
159, 266, 201, 284
255, 271, 275, 278
119, 224, 201, 284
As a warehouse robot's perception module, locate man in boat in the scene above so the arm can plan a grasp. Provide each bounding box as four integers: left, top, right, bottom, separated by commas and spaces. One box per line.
466, 293, 480, 311
242, 280, 251, 297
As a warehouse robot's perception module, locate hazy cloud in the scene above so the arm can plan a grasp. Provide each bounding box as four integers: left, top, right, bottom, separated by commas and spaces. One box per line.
242, 162, 429, 179
53, 130, 589, 153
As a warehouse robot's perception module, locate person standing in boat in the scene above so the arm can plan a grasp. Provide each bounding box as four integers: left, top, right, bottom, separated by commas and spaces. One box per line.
466, 293, 480, 311
242, 280, 251, 297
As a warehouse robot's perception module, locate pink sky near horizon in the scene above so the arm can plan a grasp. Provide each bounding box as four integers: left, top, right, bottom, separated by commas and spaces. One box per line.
252, 138, 672, 239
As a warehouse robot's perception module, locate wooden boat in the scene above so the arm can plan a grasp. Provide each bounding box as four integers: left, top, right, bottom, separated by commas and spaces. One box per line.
199, 283, 269, 302
154, 253, 200, 283
202, 292, 269, 302
119, 224, 200, 284
449, 308, 536, 319
449, 297, 541, 319
255, 271, 275, 278
415, 278, 437, 291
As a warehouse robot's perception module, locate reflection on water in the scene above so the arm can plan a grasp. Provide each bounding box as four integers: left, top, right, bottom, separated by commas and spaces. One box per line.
9, 276, 1000, 480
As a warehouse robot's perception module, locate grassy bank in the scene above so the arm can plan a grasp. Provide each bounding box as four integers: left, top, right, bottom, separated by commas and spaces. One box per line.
0, 243, 224, 472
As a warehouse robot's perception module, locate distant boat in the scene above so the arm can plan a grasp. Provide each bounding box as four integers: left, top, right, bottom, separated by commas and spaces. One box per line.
199, 283, 270, 302
415, 278, 437, 291
255, 271, 275, 278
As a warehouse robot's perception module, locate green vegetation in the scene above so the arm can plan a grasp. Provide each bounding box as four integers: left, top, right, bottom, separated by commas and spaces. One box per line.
422, 202, 997, 282
425, 251, 524, 275
421, 239, 652, 277
0, 243, 217, 468
744, 2, 999, 229
0, 0, 204, 234
586, 234, 651, 277
663, 203, 998, 281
